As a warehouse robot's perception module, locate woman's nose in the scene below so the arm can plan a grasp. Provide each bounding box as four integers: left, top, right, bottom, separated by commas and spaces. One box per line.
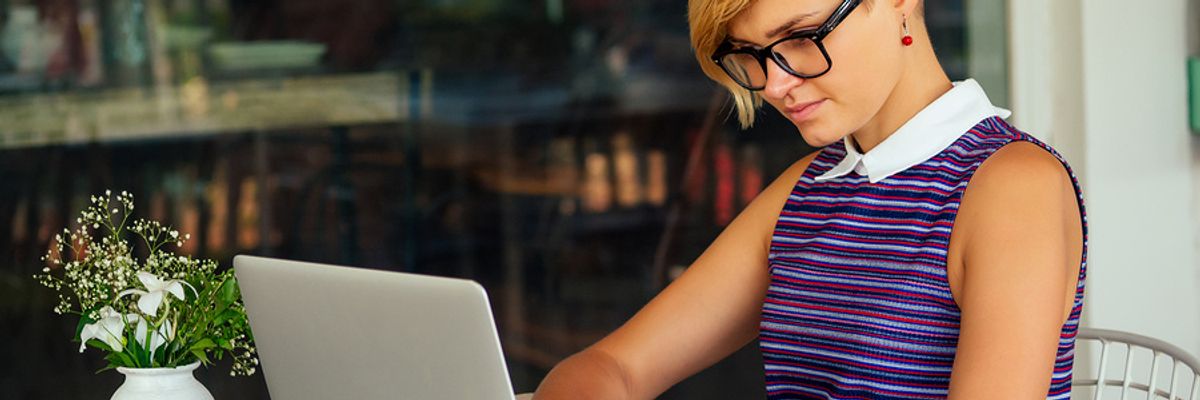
762, 58, 803, 101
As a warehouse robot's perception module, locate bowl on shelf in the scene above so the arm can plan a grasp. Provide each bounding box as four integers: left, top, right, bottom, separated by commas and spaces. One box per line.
207, 41, 326, 72
164, 25, 214, 49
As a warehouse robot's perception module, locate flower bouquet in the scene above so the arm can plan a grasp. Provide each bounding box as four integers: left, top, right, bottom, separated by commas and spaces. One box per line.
33, 191, 258, 398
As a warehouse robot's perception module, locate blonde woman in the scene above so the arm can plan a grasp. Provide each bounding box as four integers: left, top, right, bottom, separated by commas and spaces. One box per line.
533, 0, 1086, 398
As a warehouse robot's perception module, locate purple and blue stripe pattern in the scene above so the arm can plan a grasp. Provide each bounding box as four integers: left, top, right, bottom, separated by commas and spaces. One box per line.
760, 116, 1088, 399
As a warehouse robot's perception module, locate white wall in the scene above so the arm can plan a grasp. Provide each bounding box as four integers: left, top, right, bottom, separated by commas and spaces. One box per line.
965, 0, 1009, 109
1189, 0, 1200, 361
1190, 0, 1200, 363
1009, 0, 1200, 360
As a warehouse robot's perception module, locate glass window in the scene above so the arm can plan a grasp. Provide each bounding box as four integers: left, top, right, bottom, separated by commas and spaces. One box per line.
0, 0, 1006, 397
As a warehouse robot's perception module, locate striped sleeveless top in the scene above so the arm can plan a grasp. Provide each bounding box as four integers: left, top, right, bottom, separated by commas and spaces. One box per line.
760, 115, 1088, 399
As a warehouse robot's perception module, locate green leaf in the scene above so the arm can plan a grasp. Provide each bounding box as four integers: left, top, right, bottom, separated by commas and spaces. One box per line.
212, 309, 240, 327
105, 351, 135, 368
188, 338, 216, 352
183, 278, 201, 299
86, 339, 113, 353
124, 333, 148, 367
153, 345, 166, 366
217, 277, 239, 308
190, 348, 211, 365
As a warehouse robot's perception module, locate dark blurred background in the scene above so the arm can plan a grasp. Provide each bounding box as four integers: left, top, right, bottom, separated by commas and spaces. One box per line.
0, 0, 1001, 398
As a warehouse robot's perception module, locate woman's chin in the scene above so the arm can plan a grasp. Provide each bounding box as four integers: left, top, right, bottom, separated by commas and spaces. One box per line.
794, 122, 844, 148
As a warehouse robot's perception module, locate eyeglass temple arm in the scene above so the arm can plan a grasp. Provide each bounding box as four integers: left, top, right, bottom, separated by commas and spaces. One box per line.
817, 0, 863, 38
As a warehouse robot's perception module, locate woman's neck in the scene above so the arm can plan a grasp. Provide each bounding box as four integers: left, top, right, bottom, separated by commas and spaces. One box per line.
850, 39, 952, 154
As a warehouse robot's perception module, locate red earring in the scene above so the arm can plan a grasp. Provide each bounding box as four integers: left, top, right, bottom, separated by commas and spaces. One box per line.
901, 15, 913, 46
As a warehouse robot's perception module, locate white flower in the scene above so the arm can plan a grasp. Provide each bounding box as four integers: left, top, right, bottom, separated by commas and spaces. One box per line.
118, 272, 192, 317
134, 316, 174, 358
79, 306, 135, 353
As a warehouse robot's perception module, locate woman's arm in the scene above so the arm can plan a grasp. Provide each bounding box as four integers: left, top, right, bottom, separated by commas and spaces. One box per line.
532, 151, 822, 400
946, 142, 1084, 399
531, 346, 635, 399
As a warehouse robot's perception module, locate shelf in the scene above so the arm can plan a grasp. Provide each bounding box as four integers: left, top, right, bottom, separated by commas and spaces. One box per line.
0, 72, 404, 149
0, 69, 717, 150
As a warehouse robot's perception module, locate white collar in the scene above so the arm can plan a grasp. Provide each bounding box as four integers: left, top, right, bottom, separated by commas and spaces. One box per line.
814, 78, 1012, 183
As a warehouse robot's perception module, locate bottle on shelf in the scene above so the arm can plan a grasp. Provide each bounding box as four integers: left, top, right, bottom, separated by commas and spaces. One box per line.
77, 0, 106, 87
581, 138, 613, 213
612, 131, 642, 208
237, 176, 259, 250
104, 0, 154, 87
548, 137, 578, 216
206, 161, 229, 251
645, 149, 667, 207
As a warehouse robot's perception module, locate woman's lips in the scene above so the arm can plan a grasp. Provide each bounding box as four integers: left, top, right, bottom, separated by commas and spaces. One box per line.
787, 99, 826, 122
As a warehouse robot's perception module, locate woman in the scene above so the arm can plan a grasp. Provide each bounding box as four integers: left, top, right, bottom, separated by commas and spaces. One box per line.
533, 0, 1087, 398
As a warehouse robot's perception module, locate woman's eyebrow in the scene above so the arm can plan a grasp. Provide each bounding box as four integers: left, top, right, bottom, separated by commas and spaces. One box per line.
765, 11, 822, 38
727, 11, 821, 46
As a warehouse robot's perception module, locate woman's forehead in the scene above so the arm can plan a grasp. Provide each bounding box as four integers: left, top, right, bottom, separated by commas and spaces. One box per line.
727, 0, 842, 45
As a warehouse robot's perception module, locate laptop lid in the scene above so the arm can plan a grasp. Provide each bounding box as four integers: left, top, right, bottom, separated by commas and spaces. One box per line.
233, 255, 516, 400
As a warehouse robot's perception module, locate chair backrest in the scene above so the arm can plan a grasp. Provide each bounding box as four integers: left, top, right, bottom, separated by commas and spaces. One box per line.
1073, 328, 1200, 400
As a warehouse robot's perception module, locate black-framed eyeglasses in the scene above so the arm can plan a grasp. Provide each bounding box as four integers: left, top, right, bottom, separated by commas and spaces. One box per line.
711, 0, 862, 91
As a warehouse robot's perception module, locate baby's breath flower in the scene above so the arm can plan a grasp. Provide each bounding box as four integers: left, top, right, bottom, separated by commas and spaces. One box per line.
37, 190, 257, 376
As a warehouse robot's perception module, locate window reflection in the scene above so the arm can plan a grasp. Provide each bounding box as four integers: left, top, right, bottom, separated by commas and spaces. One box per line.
0, 0, 1003, 398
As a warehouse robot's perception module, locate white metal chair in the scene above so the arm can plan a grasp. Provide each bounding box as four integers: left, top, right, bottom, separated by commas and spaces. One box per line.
1074, 328, 1200, 400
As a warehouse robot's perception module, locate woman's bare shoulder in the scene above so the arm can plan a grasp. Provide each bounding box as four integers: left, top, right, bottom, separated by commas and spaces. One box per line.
966, 141, 1073, 204
955, 140, 1077, 243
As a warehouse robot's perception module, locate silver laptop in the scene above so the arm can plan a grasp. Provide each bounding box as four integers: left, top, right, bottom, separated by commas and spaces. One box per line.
233, 255, 517, 400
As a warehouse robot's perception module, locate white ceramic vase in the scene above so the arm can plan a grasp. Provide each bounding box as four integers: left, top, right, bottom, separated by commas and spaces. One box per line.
111, 361, 214, 400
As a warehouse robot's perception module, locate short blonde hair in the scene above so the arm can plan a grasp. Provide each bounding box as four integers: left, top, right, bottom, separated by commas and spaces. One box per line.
688, 0, 762, 129
688, 0, 903, 129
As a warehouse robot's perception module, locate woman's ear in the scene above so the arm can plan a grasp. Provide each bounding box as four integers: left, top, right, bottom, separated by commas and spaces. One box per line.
890, 0, 923, 19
